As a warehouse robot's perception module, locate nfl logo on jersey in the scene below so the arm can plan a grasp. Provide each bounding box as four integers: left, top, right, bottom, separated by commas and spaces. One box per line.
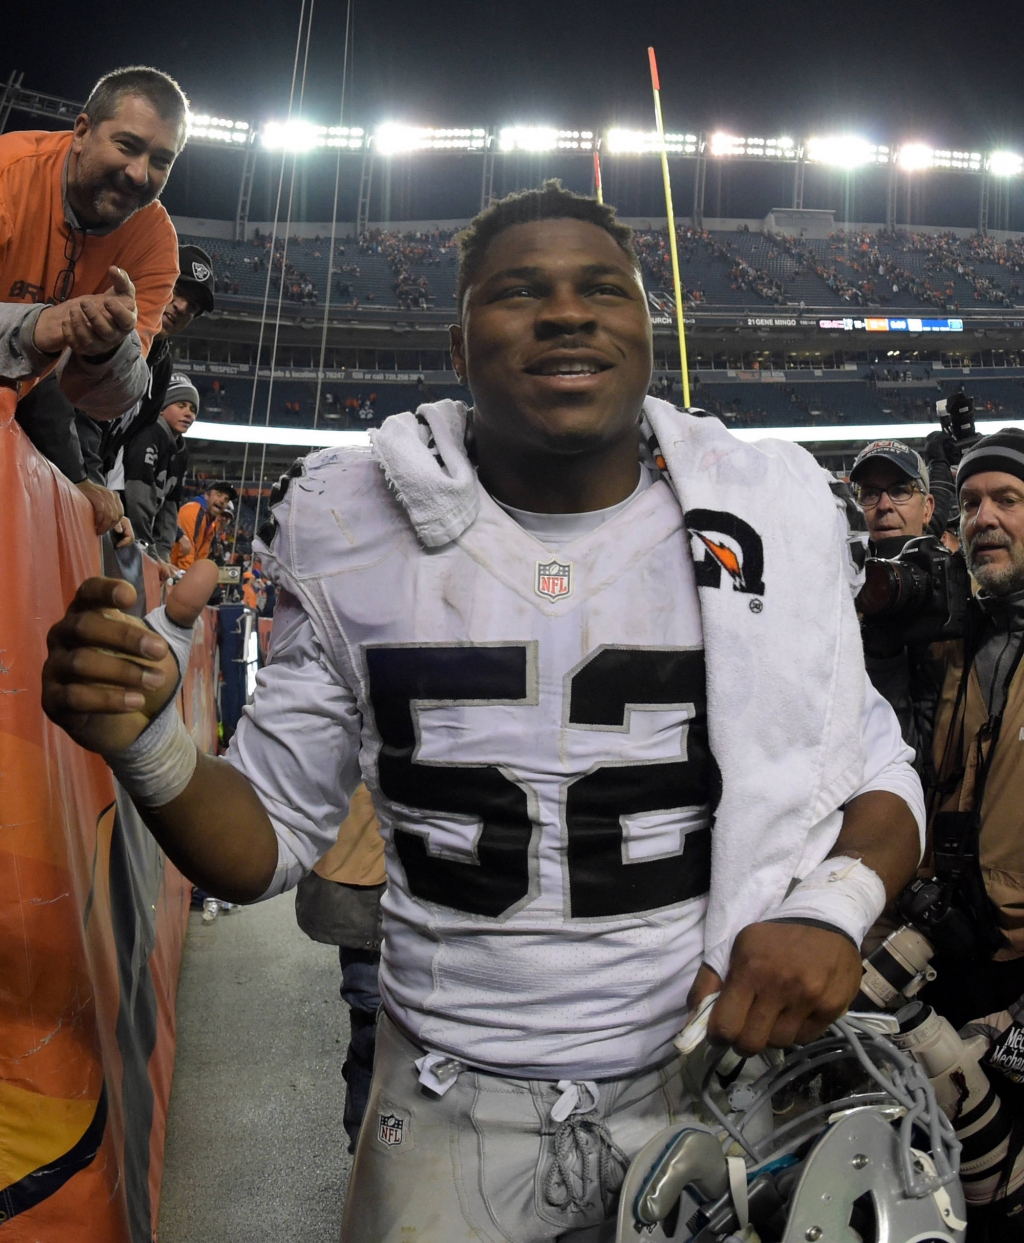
377, 1112, 404, 1146
535, 559, 572, 600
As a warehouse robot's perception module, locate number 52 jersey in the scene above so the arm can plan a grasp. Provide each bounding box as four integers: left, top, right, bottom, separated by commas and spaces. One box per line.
229, 447, 875, 1078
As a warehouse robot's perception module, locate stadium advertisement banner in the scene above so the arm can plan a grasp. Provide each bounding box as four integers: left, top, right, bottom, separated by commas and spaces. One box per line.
0, 395, 216, 1243
181, 360, 455, 384
818, 316, 964, 333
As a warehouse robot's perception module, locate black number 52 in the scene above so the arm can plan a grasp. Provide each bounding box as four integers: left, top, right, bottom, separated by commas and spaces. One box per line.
365, 644, 713, 920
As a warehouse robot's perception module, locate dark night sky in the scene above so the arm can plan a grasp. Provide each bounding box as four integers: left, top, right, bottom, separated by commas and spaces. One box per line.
8, 0, 1024, 146
8, 1, 1024, 226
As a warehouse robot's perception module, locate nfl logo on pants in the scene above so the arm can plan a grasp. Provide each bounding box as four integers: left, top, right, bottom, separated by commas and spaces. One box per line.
536, 559, 572, 601
377, 1112, 404, 1147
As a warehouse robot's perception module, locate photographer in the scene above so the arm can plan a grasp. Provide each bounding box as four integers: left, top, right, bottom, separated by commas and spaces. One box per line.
851, 439, 950, 766
924, 428, 1024, 1027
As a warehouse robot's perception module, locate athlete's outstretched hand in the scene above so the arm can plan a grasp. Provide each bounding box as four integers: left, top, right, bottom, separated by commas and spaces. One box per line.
687, 922, 863, 1056
42, 560, 219, 755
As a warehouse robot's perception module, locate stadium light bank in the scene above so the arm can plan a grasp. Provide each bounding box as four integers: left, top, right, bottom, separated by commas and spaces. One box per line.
247, 117, 1024, 177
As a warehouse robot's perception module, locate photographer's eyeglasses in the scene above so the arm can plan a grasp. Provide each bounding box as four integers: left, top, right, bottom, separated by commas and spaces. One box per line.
854, 482, 921, 508
53, 228, 85, 303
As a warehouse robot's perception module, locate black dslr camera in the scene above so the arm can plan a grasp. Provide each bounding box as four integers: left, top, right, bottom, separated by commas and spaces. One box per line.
853, 392, 976, 646
938, 390, 980, 465
856, 533, 970, 645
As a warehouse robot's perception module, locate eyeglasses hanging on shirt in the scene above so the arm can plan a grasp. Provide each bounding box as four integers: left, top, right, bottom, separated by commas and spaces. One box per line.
53, 227, 85, 303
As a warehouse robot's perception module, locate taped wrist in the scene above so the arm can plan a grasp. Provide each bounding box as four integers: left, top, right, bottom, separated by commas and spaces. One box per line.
107, 704, 198, 807
770, 855, 887, 951
106, 604, 198, 808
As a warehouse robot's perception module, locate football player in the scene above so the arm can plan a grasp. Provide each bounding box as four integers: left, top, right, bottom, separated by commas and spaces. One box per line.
43, 183, 925, 1242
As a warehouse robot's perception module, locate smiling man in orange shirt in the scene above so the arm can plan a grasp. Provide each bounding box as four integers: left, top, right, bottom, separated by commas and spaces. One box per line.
0, 66, 184, 420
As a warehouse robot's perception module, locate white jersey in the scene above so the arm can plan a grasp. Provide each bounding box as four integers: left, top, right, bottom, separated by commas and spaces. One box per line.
228, 446, 920, 1078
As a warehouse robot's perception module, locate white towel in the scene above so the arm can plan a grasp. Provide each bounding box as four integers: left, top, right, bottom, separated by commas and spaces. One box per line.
642, 398, 865, 972
371, 398, 866, 974
369, 401, 479, 548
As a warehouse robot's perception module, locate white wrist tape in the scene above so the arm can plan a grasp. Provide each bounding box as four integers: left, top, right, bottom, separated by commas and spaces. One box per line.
105, 604, 199, 808
771, 855, 887, 950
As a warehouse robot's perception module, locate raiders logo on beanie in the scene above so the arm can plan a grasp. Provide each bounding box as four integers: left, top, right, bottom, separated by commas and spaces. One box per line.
162, 373, 200, 415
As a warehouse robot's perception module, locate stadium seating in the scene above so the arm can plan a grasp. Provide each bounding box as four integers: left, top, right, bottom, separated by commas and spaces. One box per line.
196, 377, 469, 430
184, 230, 460, 311
177, 225, 1024, 315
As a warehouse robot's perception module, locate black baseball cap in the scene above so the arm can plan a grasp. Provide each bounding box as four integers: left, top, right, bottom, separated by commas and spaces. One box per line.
176, 244, 216, 315
205, 480, 238, 501
850, 439, 930, 492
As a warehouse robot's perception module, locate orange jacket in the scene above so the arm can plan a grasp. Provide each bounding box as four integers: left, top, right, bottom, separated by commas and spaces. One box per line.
171, 499, 217, 569
0, 129, 178, 393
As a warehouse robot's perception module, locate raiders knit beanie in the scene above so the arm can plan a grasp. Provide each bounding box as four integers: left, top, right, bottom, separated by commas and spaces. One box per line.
162, 373, 200, 415
956, 428, 1024, 494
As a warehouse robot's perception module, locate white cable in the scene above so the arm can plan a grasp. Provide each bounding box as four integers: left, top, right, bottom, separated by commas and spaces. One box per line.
312, 0, 354, 430
230, 0, 314, 558
249, 0, 319, 544
726, 1155, 749, 1230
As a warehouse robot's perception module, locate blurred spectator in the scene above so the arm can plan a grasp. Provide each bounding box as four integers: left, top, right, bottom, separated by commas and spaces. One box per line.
3, 66, 185, 421
242, 563, 266, 612
170, 480, 237, 570
121, 374, 196, 579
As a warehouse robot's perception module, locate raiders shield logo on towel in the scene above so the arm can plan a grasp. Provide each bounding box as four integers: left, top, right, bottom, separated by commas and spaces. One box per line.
377, 1112, 404, 1146
536, 559, 572, 600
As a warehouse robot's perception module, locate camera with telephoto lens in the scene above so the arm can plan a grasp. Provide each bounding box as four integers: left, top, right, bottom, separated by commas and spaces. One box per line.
938, 390, 980, 466
855, 877, 985, 1012
856, 533, 970, 645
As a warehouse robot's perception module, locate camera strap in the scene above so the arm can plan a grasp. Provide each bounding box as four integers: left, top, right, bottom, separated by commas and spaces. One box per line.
930, 607, 1024, 957
929, 598, 985, 809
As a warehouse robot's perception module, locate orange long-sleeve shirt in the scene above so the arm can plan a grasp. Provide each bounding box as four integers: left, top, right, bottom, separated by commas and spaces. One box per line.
0, 129, 178, 395
171, 498, 217, 569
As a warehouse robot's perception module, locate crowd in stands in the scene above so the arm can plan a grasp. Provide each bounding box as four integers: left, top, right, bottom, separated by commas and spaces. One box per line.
180, 222, 1024, 318
633, 228, 711, 304
357, 227, 457, 309
898, 230, 1022, 308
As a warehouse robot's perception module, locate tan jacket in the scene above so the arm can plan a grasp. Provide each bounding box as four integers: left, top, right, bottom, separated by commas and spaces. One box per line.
932, 642, 1024, 958
313, 784, 385, 887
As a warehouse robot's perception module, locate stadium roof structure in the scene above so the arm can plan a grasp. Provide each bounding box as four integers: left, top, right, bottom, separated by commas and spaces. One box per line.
3, 70, 1022, 238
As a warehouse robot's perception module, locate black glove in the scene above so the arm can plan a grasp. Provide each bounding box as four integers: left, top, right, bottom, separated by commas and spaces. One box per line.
923, 428, 957, 467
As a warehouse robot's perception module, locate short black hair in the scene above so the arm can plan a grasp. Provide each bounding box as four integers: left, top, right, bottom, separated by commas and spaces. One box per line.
455, 179, 639, 317
83, 67, 190, 151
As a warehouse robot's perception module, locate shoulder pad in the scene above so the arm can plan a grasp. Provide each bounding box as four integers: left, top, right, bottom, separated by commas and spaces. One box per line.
256, 446, 410, 586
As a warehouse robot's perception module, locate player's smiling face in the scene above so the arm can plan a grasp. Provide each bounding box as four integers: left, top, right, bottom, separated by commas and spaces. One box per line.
451, 218, 653, 457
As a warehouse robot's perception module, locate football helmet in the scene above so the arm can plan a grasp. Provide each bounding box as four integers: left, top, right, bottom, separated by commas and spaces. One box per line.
615, 1015, 966, 1242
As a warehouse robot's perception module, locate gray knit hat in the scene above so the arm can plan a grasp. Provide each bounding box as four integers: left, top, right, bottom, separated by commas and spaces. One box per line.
162, 373, 200, 415
957, 428, 1024, 494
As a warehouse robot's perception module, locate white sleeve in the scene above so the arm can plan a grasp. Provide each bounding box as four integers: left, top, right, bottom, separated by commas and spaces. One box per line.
225, 589, 363, 899
849, 671, 926, 858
